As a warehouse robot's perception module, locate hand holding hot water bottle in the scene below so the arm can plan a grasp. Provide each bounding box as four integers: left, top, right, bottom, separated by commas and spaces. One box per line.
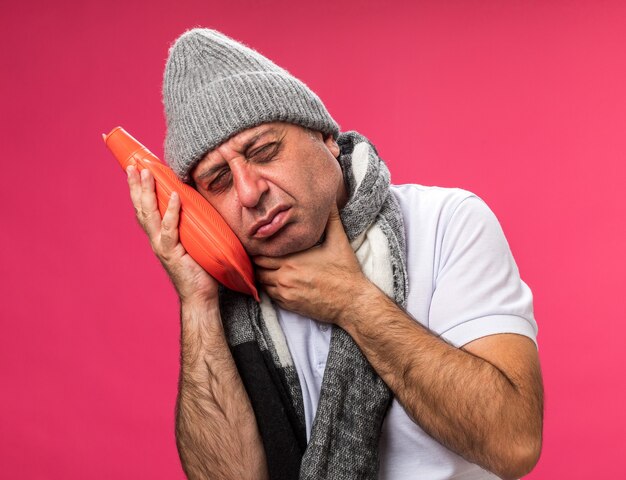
103, 126, 259, 301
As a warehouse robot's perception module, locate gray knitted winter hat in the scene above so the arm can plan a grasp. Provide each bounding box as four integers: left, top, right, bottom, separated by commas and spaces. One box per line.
162, 28, 341, 183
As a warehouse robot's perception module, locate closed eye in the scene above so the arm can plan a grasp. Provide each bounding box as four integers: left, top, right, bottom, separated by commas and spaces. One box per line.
205, 142, 281, 194
250, 142, 280, 162
208, 168, 232, 193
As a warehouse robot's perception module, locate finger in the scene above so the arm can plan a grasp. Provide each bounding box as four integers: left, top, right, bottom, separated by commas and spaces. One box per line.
126, 165, 142, 216
160, 191, 181, 252
139, 168, 162, 237
255, 267, 278, 287
252, 255, 282, 269
324, 201, 345, 239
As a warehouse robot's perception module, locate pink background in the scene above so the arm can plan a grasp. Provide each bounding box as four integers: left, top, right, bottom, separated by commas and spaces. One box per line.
2, 0, 624, 478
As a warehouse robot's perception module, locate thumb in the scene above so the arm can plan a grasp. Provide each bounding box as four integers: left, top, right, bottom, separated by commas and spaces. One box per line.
324, 201, 345, 239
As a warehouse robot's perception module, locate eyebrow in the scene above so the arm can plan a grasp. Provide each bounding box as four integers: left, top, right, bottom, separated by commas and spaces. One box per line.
195, 127, 281, 184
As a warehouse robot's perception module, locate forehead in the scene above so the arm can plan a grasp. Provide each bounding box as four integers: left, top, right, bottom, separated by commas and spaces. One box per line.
233, 124, 284, 149
191, 122, 298, 182
207, 123, 285, 160
191, 123, 290, 183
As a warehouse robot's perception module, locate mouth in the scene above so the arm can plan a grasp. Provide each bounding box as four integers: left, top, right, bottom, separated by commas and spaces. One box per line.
250, 206, 291, 239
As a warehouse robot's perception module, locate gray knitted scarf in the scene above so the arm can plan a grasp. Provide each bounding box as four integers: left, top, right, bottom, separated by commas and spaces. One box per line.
218, 130, 408, 479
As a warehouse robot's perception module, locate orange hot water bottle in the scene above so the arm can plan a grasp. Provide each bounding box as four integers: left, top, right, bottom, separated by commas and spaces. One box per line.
103, 126, 259, 301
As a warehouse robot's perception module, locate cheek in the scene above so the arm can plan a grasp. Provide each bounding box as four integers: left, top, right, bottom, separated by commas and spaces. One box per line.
300, 168, 341, 226
310, 163, 342, 201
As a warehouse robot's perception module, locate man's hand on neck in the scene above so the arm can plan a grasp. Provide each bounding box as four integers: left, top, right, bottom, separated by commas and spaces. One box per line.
252, 202, 369, 324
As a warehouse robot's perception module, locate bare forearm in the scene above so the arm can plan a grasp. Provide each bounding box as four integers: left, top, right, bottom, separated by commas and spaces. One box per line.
338, 283, 542, 480
176, 300, 269, 480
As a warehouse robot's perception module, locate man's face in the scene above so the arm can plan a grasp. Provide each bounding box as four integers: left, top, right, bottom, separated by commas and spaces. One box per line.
190, 122, 346, 257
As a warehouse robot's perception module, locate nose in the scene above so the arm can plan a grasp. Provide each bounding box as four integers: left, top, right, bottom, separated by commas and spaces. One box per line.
232, 163, 269, 208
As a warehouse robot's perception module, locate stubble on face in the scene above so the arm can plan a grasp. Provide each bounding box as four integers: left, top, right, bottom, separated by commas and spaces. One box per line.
191, 122, 346, 258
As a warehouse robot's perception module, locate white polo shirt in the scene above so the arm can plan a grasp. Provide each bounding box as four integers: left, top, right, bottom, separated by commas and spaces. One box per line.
276, 184, 538, 480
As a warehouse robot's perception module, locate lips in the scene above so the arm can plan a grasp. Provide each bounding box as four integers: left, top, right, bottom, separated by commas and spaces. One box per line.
250, 206, 291, 239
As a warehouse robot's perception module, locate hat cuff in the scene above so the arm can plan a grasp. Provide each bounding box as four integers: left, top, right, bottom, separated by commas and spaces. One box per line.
164, 71, 340, 183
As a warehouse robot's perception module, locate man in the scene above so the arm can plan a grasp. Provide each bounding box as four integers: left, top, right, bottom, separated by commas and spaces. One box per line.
126, 28, 543, 480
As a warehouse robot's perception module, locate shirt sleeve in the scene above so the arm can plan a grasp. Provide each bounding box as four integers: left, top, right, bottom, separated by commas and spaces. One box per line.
428, 194, 538, 348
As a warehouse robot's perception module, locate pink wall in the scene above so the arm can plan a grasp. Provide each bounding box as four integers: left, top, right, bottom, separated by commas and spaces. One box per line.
2, 0, 624, 478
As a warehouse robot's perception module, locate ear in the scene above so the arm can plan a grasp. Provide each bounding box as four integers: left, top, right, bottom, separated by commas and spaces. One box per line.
323, 133, 340, 158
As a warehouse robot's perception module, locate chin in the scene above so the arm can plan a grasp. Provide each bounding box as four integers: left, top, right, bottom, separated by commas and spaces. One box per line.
250, 240, 308, 258
248, 227, 322, 257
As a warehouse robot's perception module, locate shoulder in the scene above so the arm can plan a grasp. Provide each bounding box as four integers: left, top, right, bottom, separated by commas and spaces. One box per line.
390, 183, 489, 232
392, 185, 538, 347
